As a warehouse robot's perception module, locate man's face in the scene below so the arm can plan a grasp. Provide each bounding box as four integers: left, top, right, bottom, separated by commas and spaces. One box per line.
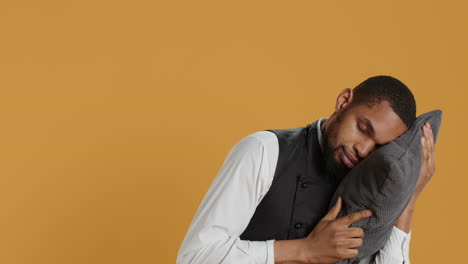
321, 99, 408, 182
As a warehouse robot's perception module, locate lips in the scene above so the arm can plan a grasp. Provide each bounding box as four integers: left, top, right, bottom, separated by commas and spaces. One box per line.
341, 148, 359, 168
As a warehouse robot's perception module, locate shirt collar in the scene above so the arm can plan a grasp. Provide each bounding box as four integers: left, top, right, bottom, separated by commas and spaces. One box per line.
317, 117, 328, 152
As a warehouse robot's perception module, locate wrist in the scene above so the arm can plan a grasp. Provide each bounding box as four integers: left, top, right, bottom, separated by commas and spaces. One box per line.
395, 199, 416, 234
274, 238, 311, 264
297, 238, 321, 264
408, 194, 419, 209
406, 202, 416, 212
403, 199, 416, 216
296, 238, 312, 264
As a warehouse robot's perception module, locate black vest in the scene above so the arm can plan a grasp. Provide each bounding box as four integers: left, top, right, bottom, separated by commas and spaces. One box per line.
240, 120, 339, 240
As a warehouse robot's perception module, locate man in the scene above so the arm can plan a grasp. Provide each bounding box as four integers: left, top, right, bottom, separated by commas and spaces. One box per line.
177, 76, 436, 264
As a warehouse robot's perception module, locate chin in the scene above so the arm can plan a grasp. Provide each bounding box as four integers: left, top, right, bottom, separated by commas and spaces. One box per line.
333, 152, 345, 168
324, 150, 350, 182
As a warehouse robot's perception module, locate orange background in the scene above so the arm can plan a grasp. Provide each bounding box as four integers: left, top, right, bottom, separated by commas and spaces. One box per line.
0, 1, 466, 263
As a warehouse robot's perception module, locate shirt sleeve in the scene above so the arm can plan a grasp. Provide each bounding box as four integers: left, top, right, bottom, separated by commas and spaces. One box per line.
371, 226, 412, 264
176, 131, 279, 264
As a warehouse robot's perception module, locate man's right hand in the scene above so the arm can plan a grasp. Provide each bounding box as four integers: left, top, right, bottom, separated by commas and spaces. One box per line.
274, 196, 373, 264
299, 196, 373, 264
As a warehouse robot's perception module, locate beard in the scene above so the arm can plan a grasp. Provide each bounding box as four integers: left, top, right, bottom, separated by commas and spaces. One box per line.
321, 126, 351, 184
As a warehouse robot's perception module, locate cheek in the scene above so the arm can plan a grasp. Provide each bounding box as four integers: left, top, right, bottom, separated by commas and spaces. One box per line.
336, 123, 362, 146
327, 116, 357, 148
329, 129, 349, 148
325, 130, 339, 149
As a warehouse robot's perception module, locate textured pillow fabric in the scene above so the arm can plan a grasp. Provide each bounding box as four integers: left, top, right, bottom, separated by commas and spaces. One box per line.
328, 109, 443, 264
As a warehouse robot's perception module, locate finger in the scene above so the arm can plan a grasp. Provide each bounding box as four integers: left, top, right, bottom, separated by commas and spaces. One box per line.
421, 124, 428, 139
424, 123, 434, 142
423, 122, 429, 133
343, 238, 363, 249
347, 227, 365, 238
427, 122, 434, 140
421, 136, 427, 160
341, 249, 359, 259
336, 209, 373, 226
424, 133, 431, 161
423, 128, 431, 161
428, 126, 435, 153
427, 138, 434, 161
322, 196, 342, 221
429, 139, 436, 174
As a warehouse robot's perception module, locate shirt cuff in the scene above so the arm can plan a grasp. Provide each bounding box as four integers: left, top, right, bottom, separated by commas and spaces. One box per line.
379, 226, 410, 262
266, 240, 275, 264
394, 226, 412, 261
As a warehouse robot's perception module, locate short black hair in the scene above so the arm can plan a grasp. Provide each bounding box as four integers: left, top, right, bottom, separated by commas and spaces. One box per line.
350, 75, 416, 128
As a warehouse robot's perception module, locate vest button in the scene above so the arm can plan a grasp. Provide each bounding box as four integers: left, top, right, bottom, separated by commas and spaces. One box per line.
294, 223, 302, 229
301, 183, 308, 188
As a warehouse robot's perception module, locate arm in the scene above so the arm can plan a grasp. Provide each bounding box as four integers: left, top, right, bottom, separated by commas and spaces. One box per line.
365, 199, 414, 264
371, 217, 412, 264
177, 132, 278, 264
177, 131, 374, 264
373, 121, 436, 264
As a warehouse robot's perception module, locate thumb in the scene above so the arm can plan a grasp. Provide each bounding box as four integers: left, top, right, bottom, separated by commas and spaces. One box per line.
322, 196, 342, 221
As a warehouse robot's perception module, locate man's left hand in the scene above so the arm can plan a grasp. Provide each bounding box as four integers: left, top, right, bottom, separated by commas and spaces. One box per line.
413, 121, 436, 200
395, 121, 437, 233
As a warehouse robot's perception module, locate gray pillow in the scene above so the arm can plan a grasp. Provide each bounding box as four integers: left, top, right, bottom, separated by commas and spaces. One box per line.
328, 109, 443, 264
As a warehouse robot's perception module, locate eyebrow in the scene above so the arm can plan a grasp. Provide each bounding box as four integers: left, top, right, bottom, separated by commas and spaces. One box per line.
360, 117, 376, 138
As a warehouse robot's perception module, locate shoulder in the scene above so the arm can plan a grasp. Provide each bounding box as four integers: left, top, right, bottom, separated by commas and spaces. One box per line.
234, 130, 279, 188
229, 131, 278, 158
245, 131, 278, 148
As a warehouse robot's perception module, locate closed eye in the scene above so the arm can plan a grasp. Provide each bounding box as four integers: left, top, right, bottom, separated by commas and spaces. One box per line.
357, 121, 368, 134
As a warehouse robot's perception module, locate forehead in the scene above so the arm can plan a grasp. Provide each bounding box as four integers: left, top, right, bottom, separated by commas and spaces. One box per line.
350, 101, 408, 143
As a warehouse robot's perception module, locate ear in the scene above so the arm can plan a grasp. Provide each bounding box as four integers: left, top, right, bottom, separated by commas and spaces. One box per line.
335, 88, 354, 112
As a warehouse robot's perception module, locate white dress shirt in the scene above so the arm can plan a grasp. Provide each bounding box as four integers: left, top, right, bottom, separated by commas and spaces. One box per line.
177, 118, 412, 264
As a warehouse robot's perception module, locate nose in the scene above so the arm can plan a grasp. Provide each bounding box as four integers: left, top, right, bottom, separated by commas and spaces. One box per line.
354, 139, 377, 159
